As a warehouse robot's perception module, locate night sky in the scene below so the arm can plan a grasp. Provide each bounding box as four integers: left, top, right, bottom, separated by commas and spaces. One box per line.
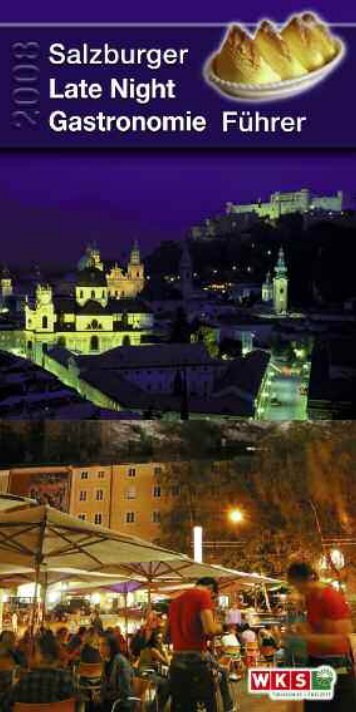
0, 151, 355, 267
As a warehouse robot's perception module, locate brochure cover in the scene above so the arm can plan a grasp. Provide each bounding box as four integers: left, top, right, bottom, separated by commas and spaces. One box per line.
0, 2, 355, 710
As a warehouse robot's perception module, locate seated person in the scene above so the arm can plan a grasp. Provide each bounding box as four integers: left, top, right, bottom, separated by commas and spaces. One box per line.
240, 623, 257, 645
0, 630, 26, 667
80, 627, 102, 663
11, 630, 75, 705
139, 630, 170, 671
99, 633, 134, 712
113, 625, 128, 656
258, 625, 278, 663
55, 626, 70, 665
221, 624, 241, 656
16, 629, 32, 665
139, 630, 171, 711
0, 631, 19, 709
66, 626, 86, 663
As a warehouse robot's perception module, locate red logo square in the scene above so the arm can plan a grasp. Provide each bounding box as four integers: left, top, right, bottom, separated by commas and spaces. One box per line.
271, 670, 291, 690
291, 670, 311, 691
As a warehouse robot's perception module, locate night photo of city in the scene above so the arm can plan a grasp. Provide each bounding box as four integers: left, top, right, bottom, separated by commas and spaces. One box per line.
0, 149, 355, 711
0, 152, 355, 420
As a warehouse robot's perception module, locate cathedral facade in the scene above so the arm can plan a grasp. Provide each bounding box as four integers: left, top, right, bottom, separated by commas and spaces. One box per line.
1, 243, 153, 363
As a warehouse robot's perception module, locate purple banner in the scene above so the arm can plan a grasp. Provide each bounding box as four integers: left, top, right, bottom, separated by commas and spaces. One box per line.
0, 24, 354, 148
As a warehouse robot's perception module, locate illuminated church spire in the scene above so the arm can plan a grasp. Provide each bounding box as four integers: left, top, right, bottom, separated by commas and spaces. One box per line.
129, 240, 141, 266
273, 246, 288, 315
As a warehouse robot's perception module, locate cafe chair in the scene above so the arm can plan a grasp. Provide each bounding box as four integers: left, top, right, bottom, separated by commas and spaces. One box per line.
111, 668, 159, 711
77, 661, 104, 703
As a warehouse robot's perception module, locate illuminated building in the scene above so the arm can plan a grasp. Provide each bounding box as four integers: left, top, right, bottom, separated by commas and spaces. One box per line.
226, 189, 343, 220
190, 189, 344, 239
1, 267, 13, 300
0, 243, 153, 363
1, 461, 177, 541
77, 241, 145, 298
273, 247, 288, 316
262, 246, 289, 315
106, 241, 145, 299
262, 271, 273, 303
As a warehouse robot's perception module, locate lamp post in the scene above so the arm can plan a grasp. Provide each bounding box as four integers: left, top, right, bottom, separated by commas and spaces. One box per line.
193, 525, 203, 563
192, 508, 245, 564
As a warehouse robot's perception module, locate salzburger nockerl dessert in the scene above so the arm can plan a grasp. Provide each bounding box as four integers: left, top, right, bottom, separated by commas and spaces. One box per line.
255, 20, 306, 80
214, 25, 280, 84
211, 11, 342, 87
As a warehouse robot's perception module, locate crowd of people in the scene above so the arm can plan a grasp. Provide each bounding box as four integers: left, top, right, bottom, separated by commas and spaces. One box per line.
0, 563, 355, 711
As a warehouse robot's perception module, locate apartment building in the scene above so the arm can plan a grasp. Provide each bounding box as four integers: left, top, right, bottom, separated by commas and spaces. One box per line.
2, 461, 178, 542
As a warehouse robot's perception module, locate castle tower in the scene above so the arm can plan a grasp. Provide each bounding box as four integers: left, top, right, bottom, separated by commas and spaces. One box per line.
262, 271, 273, 303
273, 246, 288, 315
179, 241, 193, 298
1, 267, 13, 299
25, 283, 56, 332
127, 241, 144, 293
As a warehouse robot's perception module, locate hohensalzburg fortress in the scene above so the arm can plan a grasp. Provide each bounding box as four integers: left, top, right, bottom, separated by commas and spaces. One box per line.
226, 188, 343, 220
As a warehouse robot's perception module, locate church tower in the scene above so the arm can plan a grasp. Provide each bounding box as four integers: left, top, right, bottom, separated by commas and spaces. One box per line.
25, 284, 56, 332
179, 241, 193, 298
1, 267, 13, 300
127, 241, 144, 294
262, 271, 273, 303
273, 246, 288, 315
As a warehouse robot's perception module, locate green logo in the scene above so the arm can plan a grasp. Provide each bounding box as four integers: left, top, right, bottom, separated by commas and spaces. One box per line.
312, 666, 337, 692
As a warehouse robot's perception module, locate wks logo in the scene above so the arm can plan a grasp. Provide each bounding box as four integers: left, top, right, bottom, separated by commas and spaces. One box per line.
249, 666, 337, 701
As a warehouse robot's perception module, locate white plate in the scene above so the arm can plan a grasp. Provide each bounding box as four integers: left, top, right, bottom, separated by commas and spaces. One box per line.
205, 39, 346, 101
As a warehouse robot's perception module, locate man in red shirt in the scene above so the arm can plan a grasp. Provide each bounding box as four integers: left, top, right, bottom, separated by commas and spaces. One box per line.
287, 561, 356, 711
168, 577, 227, 711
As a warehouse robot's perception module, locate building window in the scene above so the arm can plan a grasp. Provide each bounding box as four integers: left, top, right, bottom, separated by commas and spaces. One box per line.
96, 489, 104, 501
79, 491, 87, 501
97, 471, 105, 479
154, 466, 162, 477
81, 472, 89, 480
125, 487, 136, 500
91, 290, 95, 299
126, 512, 135, 524
128, 468, 136, 478
152, 511, 161, 524
94, 513, 102, 525
42, 315, 48, 329
78, 514, 86, 521
153, 486, 161, 498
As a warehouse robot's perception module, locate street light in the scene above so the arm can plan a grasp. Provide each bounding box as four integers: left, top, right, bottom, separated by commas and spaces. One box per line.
228, 508, 244, 525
